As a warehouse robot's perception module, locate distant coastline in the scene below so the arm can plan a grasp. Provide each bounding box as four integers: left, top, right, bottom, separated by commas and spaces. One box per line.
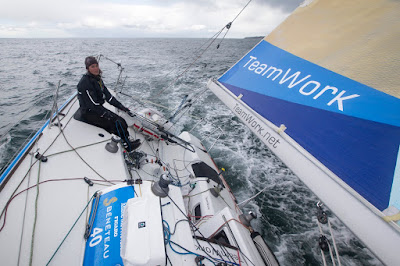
244, 36, 263, 39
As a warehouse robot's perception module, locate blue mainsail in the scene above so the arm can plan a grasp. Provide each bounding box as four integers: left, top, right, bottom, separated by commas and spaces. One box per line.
208, 0, 400, 264
218, 40, 400, 212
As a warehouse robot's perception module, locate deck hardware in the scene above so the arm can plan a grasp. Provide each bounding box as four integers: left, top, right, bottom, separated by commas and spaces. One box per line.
317, 203, 328, 224
210, 186, 220, 198
129, 151, 147, 169
151, 174, 172, 197
34, 152, 48, 162
318, 235, 329, 252
105, 135, 120, 153
84, 192, 101, 239
239, 211, 257, 227
195, 255, 205, 265
84, 177, 94, 186
52, 122, 63, 127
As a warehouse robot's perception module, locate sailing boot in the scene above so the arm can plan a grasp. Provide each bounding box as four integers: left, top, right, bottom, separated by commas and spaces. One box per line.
123, 137, 141, 152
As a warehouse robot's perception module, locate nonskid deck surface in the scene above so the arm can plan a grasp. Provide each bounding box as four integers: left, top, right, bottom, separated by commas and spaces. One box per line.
0, 96, 267, 265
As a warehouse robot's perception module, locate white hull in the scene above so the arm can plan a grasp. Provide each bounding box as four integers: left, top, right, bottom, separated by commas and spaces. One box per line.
0, 92, 274, 265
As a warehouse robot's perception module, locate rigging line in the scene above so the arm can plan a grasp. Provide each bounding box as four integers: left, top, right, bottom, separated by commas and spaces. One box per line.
165, 87, 209, 126
3, 125, 54, 223
139, 142, 194, 183
54, 97, 78, 123
46, 193, 97, 266
220, 215, 245, 265
85, 185, 90, 225
316, 202, 340, 266
168, 240, 218, 265
184, 188, 212, 198
0, 160, 40, 230
237, 186, 269, 207
207, 217, 256, 266
2, 103, 68, 190
156, 25, 226, 97
29, 160, 41, 266
98, 55, 126, 93
156, 0, 253, 97
17, 147, 35, 266
19, 93, 114, 185
162, 222, 218, 265
0, 96, 77, 229
214, 189, 231, 208
0, 178, 90, 233
119, 90, 205, 122
166, 254, 173, 266
321, 249, 328, 266
119, 91, 173, 111
328, 220, 342, 266
99, 54, 123, 68
237, 248, 242, 266
327, 240, 336, 266
142, 138, 174, 176
0, 108, 51, 177
0, 106, 35, 142
190, 29, 224, 58
120, 93, 223, 152
0, 86, 62, 141
317, 218, 336, 266
169, 219, 190, 236
162, 189, 229, 264
0, 92, 73, 177
91, 181, 113, 187
172, 158, 203, 172
45, 139, 109, 158
57, 124, 115, 185
231, 0, 253, 25
209, 218, 249, 239
216, 23, 232, 49
0, 177, 121, 233
49, 80, 61, 130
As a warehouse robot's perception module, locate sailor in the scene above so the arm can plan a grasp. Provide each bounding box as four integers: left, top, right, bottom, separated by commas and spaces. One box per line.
77, 56, 140, 151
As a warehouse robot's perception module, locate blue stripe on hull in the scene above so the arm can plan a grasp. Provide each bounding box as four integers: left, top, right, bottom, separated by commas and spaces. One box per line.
223, 83, 400, 211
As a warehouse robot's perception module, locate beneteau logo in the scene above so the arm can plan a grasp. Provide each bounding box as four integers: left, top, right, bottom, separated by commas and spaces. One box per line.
243, 56, 360, 111
103, 197, 118, 206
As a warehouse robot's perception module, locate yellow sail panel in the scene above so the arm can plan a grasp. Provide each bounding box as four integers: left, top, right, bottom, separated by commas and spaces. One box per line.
265, 0, 400, 98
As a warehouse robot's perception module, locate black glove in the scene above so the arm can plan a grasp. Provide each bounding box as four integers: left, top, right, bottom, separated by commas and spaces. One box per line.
127, 110, 135, 117
121, 105, 130, 112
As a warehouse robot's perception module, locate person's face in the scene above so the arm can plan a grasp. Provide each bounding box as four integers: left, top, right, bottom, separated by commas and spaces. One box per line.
88, 63, 100, 76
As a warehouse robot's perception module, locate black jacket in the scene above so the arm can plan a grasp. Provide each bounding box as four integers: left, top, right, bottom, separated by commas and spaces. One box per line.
77, 73, 128, 115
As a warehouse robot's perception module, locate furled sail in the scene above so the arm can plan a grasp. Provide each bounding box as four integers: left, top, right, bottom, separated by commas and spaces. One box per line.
208, 0, 400, 264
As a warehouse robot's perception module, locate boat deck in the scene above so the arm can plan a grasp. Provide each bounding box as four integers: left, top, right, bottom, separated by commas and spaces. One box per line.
0, 94, 267, 265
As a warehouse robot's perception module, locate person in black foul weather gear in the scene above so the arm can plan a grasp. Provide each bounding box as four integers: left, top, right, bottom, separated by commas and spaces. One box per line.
77, 56, 140, 151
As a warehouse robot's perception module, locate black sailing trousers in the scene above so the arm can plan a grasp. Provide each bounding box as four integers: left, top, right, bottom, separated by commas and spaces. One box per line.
80, 108, 130, 139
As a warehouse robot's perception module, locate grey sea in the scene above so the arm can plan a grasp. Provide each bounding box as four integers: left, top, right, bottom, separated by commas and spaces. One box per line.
0, 38, 381, 265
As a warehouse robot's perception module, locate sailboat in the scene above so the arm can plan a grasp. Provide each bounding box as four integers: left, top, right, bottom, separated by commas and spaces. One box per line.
208, 0, 400, 265
0, 58, 282, 265
1, 0, 399, 265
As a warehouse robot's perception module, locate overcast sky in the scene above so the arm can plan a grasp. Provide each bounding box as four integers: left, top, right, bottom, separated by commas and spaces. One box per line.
0, 0, 304, 38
